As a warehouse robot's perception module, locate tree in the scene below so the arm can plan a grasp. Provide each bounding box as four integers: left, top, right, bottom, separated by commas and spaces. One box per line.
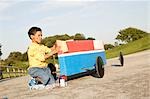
114, 41, 119, 47
4, 51, 24, 66
57, 34, 71, 40
74, 33, 86, 40
5, 59, 15, 66
104, 44, 114, 50
21, 52, 28, 61
116, 27, 149, 43
7, 52, 23, 61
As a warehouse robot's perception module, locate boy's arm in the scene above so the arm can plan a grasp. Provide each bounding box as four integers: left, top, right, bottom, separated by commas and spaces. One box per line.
43, 45, 60, 60
42, 44, 56, 54
44, 50, 56, 59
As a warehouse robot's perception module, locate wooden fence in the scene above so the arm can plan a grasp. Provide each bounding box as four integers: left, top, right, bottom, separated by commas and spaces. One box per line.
0, 66, 27, 79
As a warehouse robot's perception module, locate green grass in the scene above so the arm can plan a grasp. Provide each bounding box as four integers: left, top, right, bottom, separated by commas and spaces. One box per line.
106, 35, 150, 59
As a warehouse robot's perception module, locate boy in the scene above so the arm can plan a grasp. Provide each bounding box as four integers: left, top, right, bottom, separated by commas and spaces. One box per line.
27, 27, 59, 89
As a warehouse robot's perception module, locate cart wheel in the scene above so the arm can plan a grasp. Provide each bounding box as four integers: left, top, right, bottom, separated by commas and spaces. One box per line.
95, 56, 104, 78
119, 52, 124, 66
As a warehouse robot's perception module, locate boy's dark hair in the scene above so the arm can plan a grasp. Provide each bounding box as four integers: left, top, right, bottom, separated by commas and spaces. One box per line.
28, 27, 42, 39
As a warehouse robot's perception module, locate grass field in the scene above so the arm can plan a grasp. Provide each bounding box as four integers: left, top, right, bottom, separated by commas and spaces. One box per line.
106, 35, 150, 59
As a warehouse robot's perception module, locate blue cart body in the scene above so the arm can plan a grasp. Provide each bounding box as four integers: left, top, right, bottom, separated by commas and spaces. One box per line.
58, 50, 106, 76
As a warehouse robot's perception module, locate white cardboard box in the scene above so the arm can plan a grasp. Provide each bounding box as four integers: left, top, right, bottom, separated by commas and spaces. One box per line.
93, 40, 104, 50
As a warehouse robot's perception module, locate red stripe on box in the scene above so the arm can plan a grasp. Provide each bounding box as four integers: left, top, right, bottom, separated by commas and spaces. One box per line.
66, 40, 94, 53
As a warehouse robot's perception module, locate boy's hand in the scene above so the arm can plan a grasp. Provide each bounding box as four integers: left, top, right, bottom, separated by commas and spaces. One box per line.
54, 46, 60, 54
51, 44, 56, 51
51, 45, 60, 55
45, 46, 60, 59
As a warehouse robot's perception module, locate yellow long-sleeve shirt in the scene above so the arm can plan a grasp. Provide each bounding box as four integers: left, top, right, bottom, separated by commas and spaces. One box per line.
27, 42, 51, 68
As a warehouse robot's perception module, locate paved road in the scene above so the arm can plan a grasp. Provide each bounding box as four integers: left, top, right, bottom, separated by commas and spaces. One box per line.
0, 50, 150, 99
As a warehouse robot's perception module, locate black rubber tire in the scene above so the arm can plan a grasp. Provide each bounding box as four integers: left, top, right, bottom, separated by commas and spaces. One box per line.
119, 52, 124, 66
95, 56, 104, 78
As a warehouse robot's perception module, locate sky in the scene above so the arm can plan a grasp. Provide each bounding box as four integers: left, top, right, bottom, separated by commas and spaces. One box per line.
0, 0, 149, 59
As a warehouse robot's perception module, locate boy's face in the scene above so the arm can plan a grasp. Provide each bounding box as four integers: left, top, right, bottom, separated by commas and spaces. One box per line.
31, 31, 42, 44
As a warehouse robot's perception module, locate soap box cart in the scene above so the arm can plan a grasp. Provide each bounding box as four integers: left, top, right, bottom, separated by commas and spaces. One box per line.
57, 40, 106, 80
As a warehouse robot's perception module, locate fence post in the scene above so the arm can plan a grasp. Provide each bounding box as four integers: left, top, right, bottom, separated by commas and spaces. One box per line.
24, 69, 27, 76
21, 69, 23, 76
13, 68, 16, 77
23, 69, 26, 76
17, 68, 20, 76
6, 67, 10, 78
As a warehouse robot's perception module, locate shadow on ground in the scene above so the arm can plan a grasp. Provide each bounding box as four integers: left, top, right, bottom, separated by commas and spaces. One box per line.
111, 64, 123, 67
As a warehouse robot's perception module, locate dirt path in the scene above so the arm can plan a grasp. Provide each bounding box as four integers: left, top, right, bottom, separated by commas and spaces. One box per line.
0, 50, 150, 99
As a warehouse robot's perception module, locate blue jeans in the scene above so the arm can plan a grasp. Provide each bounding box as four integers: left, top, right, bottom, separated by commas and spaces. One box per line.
28, 67, 55, 85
